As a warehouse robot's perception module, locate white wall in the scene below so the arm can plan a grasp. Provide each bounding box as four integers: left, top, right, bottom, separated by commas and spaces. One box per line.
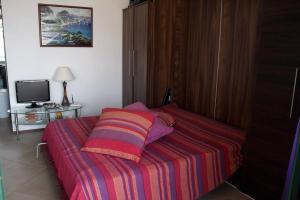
2, 0, 128, 119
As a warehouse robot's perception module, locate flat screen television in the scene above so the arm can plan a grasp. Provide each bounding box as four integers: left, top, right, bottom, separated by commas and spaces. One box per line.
15, 80, 50, 108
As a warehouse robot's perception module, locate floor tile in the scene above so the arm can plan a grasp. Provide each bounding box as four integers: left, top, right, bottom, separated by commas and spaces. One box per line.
200, 183, 250, 200
13, 169, 61, 199
3, 161, 46, 195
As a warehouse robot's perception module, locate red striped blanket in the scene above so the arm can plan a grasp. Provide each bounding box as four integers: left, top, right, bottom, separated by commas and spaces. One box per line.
42, 105, 245, 200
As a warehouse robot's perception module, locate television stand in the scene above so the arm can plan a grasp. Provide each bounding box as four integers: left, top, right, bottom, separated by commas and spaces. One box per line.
26, 102, 42, 108
8, 104, 82, 140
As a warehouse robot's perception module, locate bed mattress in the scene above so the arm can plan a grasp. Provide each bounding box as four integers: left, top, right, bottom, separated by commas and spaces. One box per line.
42, 105, 245, 200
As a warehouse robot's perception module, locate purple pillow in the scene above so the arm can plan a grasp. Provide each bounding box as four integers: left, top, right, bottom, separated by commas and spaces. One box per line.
145, 118, 174, 144
125, 102, 174, 144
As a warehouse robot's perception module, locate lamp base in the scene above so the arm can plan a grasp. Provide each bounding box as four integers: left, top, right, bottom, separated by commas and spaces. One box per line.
61, 96, 70, 106
61, 81, 70, 106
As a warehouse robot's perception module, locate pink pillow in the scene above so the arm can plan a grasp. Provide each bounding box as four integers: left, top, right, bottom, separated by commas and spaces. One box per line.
145, 118, 173, 144
125, 102, 150, 112
125, 102, 174, 144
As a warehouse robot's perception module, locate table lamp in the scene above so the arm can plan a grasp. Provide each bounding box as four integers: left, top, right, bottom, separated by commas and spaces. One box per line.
53, 66, 75, 106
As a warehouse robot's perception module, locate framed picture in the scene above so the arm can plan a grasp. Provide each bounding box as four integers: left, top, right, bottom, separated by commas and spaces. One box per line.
38, 4, 93, 47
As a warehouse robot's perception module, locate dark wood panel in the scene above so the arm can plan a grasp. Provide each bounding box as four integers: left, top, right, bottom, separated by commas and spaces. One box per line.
146, 1, 155, 107
243, 136, 293, 199
215, 0, 261, 129
185, 0, 221, 118
169, 0, 189, 108
242, 0, 300, 199
147, 0, 189, 108
122, 8, 134, 106
253, 65, 299, 126
123, 0, 189, 108
147, 0, 174, 107
133, 3, 148, 104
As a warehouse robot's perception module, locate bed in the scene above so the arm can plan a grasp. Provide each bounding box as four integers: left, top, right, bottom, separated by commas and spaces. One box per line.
42, 104, 245, 200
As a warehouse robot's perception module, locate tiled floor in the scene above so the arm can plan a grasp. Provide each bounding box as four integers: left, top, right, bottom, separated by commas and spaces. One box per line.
0, 118, 61, 200
0, 118, 252, 200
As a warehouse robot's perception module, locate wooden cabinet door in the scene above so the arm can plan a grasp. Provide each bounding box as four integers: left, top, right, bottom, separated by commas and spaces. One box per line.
122, 8, 134, 106
215, 0, 260, 129
133, 3, 148, 104
147, 0, 175, 108
242, 0, 300, 199
185, 0, 221, 118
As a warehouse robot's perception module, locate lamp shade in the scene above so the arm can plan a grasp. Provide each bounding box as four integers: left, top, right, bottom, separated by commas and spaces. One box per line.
53, 66, 75, 82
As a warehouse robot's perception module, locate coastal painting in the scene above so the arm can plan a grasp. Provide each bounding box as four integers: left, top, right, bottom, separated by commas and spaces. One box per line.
38, 4, 93, 47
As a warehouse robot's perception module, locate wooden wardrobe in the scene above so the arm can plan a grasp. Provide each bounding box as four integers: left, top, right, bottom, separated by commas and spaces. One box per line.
122, 0, 181, 108
122, 2, 150, 106
184, 0, 260, 129
122, 0, 260, 129
122, 0, 300, 199
241, 0, 300, 199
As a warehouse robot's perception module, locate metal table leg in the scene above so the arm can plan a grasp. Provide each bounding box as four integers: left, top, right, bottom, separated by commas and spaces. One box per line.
36, 142, 47, 160
47, 112, 50, 123
14, 113, 19, 140
75, 109, 78, 118
75, 108, 81, 118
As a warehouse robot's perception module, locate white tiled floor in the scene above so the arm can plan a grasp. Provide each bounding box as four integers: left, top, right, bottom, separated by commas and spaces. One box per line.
0, 118, 251, 200
0, 118, 61, 200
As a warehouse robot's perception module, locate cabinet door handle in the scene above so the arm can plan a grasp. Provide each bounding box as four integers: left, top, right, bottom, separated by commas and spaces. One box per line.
290, 67, 299, 118
128, 50, 131, 77
132, 50, 135, 77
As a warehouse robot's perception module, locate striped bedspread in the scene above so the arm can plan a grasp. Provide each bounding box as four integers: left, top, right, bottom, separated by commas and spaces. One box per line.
42, 105, 245, 200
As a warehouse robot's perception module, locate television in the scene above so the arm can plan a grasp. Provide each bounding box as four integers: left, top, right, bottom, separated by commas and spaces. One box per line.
15, 80, 50, 108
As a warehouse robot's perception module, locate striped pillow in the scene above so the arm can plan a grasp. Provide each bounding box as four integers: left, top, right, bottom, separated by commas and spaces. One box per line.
81, 108, 154, 162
